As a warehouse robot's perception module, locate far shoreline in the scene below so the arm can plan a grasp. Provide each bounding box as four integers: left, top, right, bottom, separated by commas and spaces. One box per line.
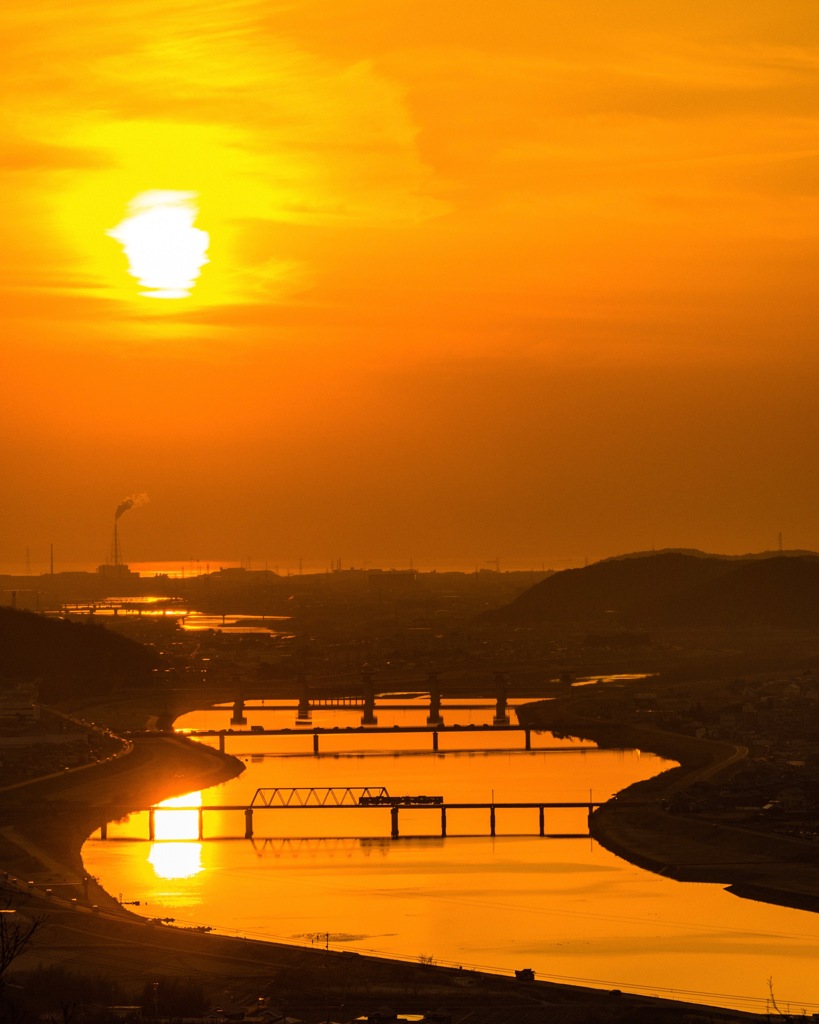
517, 693, 819, 914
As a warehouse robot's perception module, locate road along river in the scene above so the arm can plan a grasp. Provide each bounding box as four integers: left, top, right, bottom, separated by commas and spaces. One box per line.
83, 698, 819, 1015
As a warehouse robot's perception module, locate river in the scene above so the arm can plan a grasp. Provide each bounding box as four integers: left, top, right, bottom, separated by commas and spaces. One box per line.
82, 698, 819, 1015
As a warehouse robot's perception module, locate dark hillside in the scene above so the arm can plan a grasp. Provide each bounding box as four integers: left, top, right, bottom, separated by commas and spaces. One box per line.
0, 607, 161, 702
647, 555, 819, 628
485, 552, 737, 626
482, 551, 819, 630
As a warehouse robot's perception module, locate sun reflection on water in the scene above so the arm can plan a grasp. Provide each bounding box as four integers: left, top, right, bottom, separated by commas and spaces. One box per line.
148, 841, 203, 881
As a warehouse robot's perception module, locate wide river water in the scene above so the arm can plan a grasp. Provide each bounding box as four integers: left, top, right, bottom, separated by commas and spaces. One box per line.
83, 698, 819, 1015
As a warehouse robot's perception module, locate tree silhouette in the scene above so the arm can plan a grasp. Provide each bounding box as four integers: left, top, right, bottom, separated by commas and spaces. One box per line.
0, 888, 43, 990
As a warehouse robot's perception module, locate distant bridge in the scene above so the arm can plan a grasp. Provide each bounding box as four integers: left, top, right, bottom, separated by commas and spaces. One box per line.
186, 723, 596, 755
62, 598, 187, 616
225, 672, 523, 730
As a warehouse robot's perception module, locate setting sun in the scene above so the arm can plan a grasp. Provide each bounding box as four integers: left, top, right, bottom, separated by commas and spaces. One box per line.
108, 191, 209, 299
3, 0, 819, 586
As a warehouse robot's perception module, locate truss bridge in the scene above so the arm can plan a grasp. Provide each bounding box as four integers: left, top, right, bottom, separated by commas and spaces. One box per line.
250, 786, 390, 807
98, 788, 621, 842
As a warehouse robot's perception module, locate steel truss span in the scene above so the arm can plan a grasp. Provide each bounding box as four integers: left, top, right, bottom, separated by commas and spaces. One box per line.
251, 786, 390, 807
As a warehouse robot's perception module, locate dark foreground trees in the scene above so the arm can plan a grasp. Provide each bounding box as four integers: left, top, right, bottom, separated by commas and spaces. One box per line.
0, 965, 208, 1023
0, 891, 42, 989
0, 889, 44, 1022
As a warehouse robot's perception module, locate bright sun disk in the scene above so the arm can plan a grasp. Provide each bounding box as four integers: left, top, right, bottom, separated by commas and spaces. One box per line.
108, 190, 209, 299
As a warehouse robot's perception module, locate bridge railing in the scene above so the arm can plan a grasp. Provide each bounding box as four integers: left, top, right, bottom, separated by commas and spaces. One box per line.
310, 697, 365, 707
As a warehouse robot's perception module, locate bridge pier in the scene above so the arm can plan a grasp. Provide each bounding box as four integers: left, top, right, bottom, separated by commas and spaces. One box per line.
245, 808, 254, 839
231, 700, 247, 726
539, 806, 545, 836
525, 729, 531, 751
493, 671, 510, 726
100, 821, 108, 840
198, 808, 204, 841
432, 731, 438, 752
296, 696, 312, 723
427, 671, 443, 726
440, 806, 447, 837
219, 733, 226, 754
490, 805, 496, 836
296, 674, 312, 725
391, 805, 399, 839
313, 732, 319, 755
148, 808, 155, 842
361, 668, 377, 726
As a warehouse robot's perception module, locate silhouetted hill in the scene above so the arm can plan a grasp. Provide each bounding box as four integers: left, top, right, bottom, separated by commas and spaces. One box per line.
0, 607, 161, 703
482, 551, 819, 629
653, 555, 819, 628
601, 547, 819, 563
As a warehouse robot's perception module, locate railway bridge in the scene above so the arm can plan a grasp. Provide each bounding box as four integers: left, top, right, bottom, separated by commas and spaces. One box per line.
98, 786, 612, 842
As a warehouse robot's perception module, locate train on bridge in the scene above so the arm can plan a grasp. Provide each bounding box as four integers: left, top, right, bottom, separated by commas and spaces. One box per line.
358, 794, 443, 807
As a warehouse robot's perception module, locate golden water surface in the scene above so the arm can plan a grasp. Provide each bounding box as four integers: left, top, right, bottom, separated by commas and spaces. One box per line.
83, 700, 819, 1015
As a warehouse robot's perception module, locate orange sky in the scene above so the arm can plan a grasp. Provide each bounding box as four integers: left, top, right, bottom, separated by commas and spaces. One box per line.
2, 1, 819, 573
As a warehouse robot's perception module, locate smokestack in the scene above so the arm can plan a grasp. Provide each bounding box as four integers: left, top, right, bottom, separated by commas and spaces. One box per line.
110, 494, 149, 566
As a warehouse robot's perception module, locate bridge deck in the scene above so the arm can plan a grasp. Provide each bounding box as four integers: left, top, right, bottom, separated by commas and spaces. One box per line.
212, 703, 530, 711
185, 724, 574, 737
99, 794, 635, 841
146, 800, 607, 811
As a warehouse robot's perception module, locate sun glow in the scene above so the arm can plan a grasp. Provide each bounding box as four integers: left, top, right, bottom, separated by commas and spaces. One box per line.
148, 841, 204, 881
108, 191, 209, 299
146, 792, 205, 880
152, 791, 203, 840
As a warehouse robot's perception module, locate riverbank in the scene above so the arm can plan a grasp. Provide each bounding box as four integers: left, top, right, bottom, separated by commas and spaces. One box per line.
516, 694, 819, 913
0, 689, 789, 1022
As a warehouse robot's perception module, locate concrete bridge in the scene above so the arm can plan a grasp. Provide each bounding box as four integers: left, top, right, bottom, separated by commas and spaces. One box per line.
227, 669, 522, 728
62, 597, 187, 616
189, 723, 596, 755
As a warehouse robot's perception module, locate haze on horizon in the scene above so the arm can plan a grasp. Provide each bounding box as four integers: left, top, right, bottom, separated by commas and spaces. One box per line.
2, 1, 818, 575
